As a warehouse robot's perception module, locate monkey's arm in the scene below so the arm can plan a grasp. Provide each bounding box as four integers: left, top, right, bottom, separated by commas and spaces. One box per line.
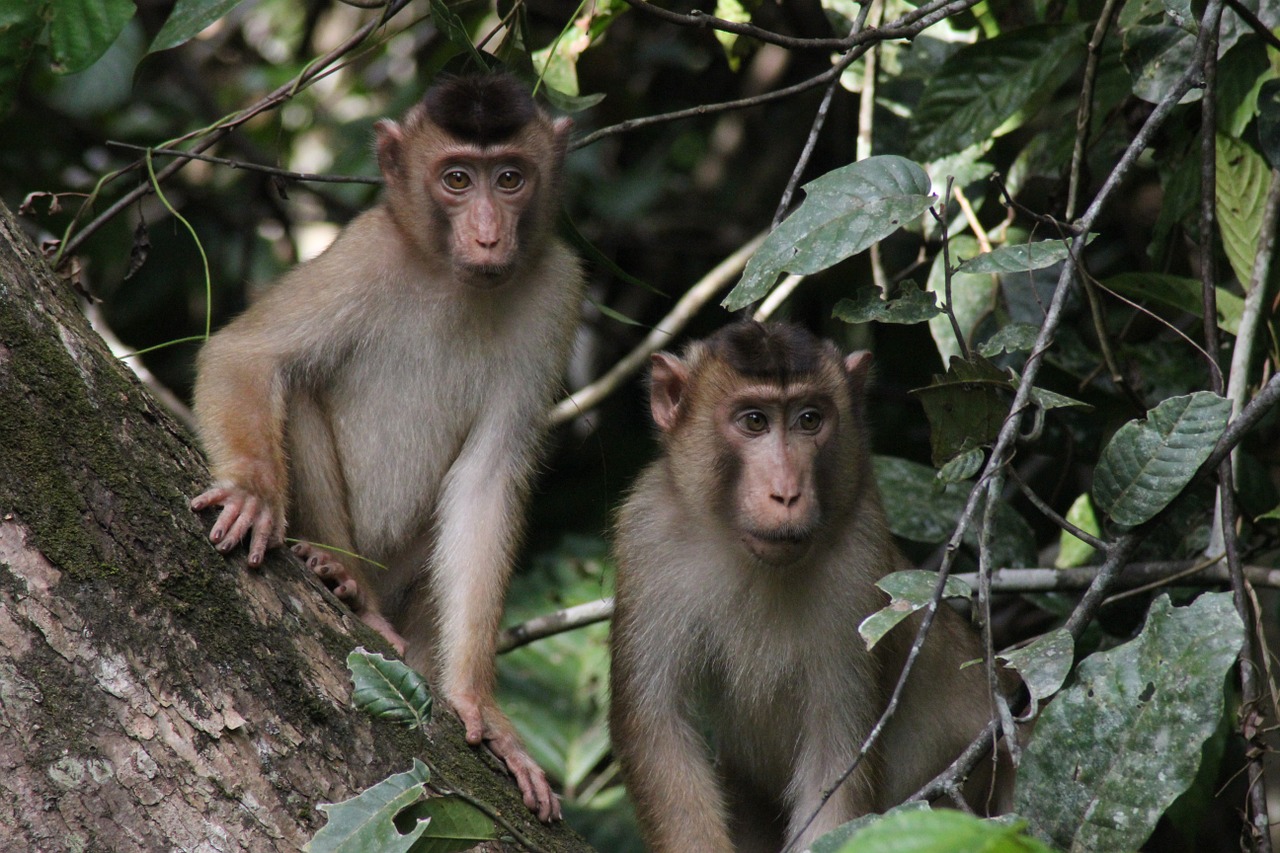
402, 407, 560, 820
608, 620, 735, 853
190, 331, 292, 567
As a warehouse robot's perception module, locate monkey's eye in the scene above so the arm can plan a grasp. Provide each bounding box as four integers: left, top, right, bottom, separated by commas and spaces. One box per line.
796, 410, 823, 432
442, 170, 472, 191
495, 169, 525, 190
738, 411, 769, 433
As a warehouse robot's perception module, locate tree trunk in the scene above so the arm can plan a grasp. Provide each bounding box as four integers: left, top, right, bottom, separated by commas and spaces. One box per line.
0, 200, 592, 853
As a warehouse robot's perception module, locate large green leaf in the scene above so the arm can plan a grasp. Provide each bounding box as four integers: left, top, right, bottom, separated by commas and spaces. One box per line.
1016, 593, 1244, 852
1092, 392, 1232, 527
909, 24, 1088, 161
858, 570, 974, 649
873, 456, 1036, 569
824, 808, 1056, 853
911, 355, 1011, 467
1216, 134, 1270, 290
348, 648, 433, 731
723, 156, 932, 311
305, 759, 433, 853
150, 0, 246, 53
48, 0, 134, 74
1101, 272, 1244, 334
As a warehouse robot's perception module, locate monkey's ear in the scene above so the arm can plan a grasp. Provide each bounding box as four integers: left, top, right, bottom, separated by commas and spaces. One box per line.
375, 119, 405, 178
844, 350, 874, 396
551, 117, 573, 167
649, 353, 689, 432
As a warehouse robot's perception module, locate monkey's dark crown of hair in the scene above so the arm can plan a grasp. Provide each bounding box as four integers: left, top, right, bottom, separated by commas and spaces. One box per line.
423, 72, 539, 146
705, 321, 830, 383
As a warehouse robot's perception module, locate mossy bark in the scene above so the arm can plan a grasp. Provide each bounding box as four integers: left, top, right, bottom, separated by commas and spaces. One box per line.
0, 200, 592, 853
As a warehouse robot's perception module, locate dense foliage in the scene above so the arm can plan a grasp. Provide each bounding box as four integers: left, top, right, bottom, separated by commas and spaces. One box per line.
3, 0, 1279, 849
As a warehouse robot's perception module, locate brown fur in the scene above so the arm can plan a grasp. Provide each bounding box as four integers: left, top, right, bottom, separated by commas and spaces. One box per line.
609, 321, 1010, 852
190, 73, 581, 821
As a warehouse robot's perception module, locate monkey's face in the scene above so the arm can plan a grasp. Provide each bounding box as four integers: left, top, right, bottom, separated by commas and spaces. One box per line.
717, 388, 837, 567
430, 152, 542, 283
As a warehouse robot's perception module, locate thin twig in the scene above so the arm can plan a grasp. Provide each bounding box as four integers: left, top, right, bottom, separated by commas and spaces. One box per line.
60, 0, 411, 260
573, 0, 982, 150
1065, 0, 1122, 220
106, 142, 384, 185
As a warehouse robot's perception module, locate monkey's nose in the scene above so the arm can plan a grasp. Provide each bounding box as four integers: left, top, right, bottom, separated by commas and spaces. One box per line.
770, 490, 802, 508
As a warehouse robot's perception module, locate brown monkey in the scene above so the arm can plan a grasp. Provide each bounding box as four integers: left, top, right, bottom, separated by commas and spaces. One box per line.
189, 72, 581, 821
609, 321, 1009, 852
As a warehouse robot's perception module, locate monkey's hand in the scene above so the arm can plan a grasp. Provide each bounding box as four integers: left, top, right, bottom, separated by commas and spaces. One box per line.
292, 542, 408, 656
190, 482, 284, 568
451, 691, 562, 822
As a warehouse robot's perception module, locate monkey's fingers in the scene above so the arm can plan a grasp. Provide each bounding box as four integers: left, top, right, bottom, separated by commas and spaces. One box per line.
245, 504, 277, 567
190, 485, 233, 512
487, 729, 561, 822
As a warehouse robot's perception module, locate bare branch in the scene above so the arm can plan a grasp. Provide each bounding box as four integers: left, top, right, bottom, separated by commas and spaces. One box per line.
497, 599, 614, 653
548, 232, 766, 425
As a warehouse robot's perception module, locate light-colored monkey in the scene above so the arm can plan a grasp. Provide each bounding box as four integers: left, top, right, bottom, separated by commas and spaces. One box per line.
190, 72, 582, 820
609, 321, 1010, 851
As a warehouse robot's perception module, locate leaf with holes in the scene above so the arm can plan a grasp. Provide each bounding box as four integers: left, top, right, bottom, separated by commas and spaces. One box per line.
858, 570, 973, 650
1092, 392, 1231, 527
348, 648, 433, 730
305, 759, 432, 853
1016, 594, 1243, 852
832, 282, 941, 325
724, 156, 932, 311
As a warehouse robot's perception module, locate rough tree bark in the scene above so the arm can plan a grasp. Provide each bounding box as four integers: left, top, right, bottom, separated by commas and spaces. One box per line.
0, 199, 593, 853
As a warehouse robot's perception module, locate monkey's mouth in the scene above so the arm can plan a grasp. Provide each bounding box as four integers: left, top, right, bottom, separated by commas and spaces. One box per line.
741, 526, 813, 565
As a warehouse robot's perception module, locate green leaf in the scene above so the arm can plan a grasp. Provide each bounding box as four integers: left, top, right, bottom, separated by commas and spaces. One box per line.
150, 0, 246, 53
938, 447, 985, 483
910, 25, 1088, 161
305, 759, 433, 853
998, 628, 1074, 705
811, 803, 933, 853
858, 570, 973, 649
397, 796, 499, 852
712, 0, 751, 71
910, 355, 1012, 467
1016, 593, 1244, 852
1216, 37, 1275, 138
831, 282, 941, 325
1216, 134, 1270, 290
347, 648, 433, 730
724, 156, 932, 311
1260, 79, 1280, 169
873, 456, 1037, 569
1123, 25, 1198, 106
0, 3, 46, 114
1101, 272, 1244, 334
1055, 493, 1100, 568
825, 808, 1056, 852
1092, 392, 1232, 527
48, 0, 134, 74
955, 235, 1094, 275
1159, 0, 1196, 32
978, 323, 1040, 357
1026, 385, 1091, 412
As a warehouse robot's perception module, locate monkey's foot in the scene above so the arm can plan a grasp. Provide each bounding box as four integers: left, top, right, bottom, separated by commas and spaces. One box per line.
452, 691, 562, 822
292, 542, 407, 655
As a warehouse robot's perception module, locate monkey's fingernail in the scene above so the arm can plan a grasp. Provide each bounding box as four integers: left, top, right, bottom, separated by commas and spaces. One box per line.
210, 529, 222, 542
